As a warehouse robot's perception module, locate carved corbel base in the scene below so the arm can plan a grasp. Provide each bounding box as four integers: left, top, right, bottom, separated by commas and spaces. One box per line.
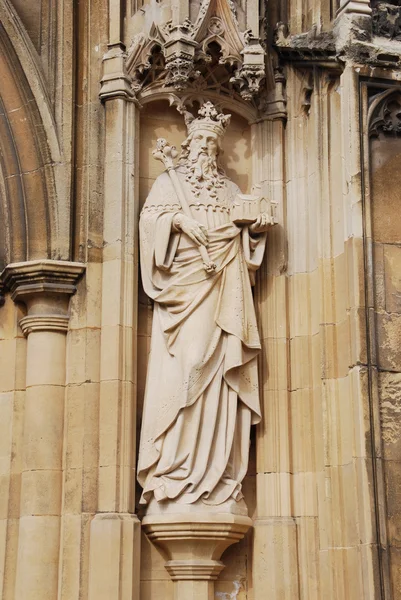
142, 513, 252, 600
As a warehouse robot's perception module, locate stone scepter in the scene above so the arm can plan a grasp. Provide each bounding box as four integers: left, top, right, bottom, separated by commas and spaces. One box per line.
152, 137, 217, 273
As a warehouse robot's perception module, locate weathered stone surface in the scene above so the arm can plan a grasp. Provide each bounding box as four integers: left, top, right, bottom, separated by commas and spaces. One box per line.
372, 2, 401, 40
379, 372, 401, 455
371, 137, 401, 244
388, 546, 401, 597
384, 244, 401, 313
385, 460, 401, 546
376, 312, 401, 371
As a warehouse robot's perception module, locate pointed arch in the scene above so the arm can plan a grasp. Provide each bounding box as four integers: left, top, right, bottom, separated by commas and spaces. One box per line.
0, 0, 69, 266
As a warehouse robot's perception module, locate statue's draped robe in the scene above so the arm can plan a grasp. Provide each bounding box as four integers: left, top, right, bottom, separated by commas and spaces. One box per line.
138, 167, 266, 506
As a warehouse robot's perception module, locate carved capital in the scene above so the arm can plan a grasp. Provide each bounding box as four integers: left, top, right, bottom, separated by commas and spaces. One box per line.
0, 260, 85, 335
1, 260, 85, 302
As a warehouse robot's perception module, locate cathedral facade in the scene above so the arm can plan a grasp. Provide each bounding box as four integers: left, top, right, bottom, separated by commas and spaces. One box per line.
1, 0, 401, 598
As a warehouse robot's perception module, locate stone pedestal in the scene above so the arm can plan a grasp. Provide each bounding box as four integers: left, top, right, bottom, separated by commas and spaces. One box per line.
142, 513, 252, 600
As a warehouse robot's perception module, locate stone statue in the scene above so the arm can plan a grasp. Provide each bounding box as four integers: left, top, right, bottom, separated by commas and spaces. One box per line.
138, 101, 274, 515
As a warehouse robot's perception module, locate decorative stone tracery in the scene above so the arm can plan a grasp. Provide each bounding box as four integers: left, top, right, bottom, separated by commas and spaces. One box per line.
125, 0, 268, 108
368, 88, 401, 136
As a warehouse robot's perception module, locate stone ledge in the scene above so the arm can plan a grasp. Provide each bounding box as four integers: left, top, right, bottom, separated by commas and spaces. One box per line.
0, 260, 86, 302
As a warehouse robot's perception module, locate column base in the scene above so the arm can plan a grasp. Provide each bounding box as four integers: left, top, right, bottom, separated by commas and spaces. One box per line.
142, 513, 252, 599
88, 513, 141, 600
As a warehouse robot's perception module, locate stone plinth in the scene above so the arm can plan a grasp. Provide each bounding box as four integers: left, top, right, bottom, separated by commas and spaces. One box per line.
142, 513, 252, 600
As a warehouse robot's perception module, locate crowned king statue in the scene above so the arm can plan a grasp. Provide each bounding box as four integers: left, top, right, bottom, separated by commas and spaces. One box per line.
138, 101, 273, 515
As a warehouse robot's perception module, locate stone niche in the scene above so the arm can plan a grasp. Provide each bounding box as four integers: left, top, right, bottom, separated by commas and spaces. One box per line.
369, 88, 401, 595
136, 99, 256, 600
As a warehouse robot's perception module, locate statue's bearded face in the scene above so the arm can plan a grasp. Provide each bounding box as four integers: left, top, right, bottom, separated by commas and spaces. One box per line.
180, 127, 225, 198
187, 129, 220, 162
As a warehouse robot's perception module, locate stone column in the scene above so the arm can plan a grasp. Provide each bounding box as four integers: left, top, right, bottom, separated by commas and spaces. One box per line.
0, 260, 85, 600
87, 31, 141, 600
251, 115, 301, 599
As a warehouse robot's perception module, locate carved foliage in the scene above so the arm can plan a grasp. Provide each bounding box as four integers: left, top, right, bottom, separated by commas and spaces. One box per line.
165, 55, 200, 90
231, 35, 267, 102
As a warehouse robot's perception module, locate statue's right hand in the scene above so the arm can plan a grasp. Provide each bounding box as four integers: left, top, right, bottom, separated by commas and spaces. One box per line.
172, 214, 209, 246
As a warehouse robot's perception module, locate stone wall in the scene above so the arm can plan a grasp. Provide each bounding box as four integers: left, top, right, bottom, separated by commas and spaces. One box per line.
1, 0, 401, 599
369, 89, 401, 598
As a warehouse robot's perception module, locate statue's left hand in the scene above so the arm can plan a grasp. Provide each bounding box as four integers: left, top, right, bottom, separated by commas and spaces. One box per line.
249, 212, 274, 234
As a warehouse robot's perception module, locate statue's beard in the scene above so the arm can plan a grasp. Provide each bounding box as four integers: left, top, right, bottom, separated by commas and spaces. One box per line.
185, 149, 224, 198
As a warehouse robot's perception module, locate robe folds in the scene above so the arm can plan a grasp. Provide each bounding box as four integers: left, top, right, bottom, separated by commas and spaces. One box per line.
138, 168, 266, 506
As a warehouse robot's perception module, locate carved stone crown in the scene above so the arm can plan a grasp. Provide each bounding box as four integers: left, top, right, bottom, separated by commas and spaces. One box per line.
187, 101, 231, 137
